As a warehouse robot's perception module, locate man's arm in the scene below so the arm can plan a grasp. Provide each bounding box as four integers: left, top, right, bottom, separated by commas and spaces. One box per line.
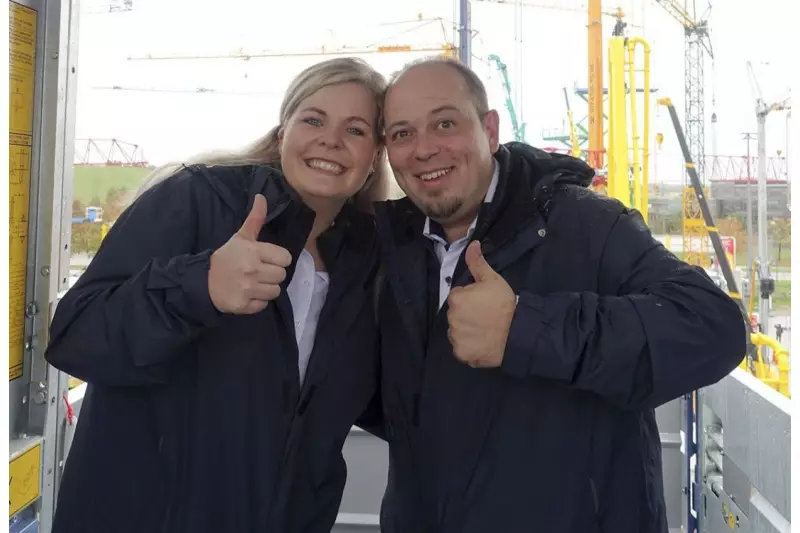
501, 208, 748, 410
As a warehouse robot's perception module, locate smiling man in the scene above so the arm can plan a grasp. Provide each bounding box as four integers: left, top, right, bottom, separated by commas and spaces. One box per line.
371, 57, 747, 533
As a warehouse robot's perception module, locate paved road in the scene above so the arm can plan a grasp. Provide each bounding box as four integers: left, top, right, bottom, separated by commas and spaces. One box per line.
768, 312, 792, 351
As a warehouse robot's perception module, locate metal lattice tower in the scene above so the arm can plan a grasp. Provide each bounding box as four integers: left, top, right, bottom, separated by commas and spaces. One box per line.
684, 20, 709, 183
682, 18, 711, 266
653, 1, 713, 184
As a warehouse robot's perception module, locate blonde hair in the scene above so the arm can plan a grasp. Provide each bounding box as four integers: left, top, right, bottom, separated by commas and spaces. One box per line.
137, 57, 390, 212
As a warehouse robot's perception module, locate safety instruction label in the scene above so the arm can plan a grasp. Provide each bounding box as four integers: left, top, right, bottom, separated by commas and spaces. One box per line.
9, 1, 37, 381
9, 442, 41, 517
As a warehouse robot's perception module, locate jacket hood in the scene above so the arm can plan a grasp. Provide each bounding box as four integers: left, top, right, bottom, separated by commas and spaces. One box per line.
501, 142, 595, 188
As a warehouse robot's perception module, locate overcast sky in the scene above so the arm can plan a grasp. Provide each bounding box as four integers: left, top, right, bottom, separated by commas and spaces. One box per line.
74, 0, 792, 183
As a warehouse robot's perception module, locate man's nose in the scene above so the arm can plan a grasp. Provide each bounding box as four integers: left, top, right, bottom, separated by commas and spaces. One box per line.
413, 131, 439, 161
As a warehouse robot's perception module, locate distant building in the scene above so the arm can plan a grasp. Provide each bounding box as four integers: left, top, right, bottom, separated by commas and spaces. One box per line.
710, 181, 790, 219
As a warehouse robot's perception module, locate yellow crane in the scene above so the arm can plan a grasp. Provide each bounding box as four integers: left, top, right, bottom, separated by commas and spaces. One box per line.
587, 0, 605, 170
650, 0, 714, 269
127, 16, 457, 62
127, 44, 457, 62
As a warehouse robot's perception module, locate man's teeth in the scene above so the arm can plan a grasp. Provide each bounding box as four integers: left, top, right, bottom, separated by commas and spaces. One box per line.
307, 159, 344, 174
419, 168, 452, 181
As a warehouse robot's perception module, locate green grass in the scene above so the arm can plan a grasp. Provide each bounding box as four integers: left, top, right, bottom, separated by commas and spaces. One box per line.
672, 249, 791, 270
772, 279, 791, 311
750, 279, 791, 312
73, 166, 153, 206
735, 248, 791, 268
669, 251, 791, 311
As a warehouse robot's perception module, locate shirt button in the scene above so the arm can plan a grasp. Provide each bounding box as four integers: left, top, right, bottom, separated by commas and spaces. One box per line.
538, 229, 547, 237
304, 280, 310, 286
445, 276, 452, 285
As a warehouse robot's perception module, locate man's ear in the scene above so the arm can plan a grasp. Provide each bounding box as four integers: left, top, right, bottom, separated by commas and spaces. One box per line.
483, 109, 501, 153
277, 127, 285, 147
372, 145, 387, 173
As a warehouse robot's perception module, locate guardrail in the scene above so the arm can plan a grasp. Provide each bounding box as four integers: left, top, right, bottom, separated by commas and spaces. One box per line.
744, 333, 791, 398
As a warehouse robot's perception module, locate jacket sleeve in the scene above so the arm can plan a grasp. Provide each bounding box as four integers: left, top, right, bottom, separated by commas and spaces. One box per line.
501, 207, 748, 410
45, 171, 222, 386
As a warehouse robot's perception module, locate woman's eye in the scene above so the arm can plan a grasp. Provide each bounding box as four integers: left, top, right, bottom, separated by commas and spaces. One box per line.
303, 117, 322, 126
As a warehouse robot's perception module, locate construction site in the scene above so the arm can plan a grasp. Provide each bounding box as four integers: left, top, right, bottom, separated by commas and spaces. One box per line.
7, 0, 793, 532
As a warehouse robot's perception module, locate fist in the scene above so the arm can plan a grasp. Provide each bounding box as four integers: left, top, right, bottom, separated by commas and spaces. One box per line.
208, 194, 293, 314
447, 241, 517, 368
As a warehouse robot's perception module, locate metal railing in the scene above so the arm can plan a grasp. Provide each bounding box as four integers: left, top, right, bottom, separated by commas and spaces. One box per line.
744, 332, 791, 397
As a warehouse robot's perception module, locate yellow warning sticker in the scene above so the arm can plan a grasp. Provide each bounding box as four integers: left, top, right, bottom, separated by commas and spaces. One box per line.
9, 2, 36, 140
8, 1, 37, 381
9, 443, 41, 517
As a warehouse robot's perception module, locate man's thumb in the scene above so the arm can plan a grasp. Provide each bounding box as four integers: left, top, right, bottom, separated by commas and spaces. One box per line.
465, 240, 497, 282
238, 194, 268, 240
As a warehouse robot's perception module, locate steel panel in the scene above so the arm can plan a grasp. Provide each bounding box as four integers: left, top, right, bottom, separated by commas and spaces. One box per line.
702, 486, 751, 533
701, 369, 791, 532
750, 488, 791, 533
657, 398, 684, 528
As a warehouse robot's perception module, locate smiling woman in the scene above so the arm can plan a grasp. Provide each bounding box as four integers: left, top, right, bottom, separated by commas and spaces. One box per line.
278, 82, 382, 215
44, 57, 393, 533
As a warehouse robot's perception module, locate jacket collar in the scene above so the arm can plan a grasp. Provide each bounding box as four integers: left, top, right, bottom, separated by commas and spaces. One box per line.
246, 165, 371, 274
375, 142, 594, 250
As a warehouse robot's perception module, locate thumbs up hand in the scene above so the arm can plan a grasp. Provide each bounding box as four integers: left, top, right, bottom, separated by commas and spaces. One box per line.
446, 240, 517, 368
208, 194, 293, 314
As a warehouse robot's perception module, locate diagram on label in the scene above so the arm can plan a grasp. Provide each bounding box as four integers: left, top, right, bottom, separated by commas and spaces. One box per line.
9, 1, 37, 381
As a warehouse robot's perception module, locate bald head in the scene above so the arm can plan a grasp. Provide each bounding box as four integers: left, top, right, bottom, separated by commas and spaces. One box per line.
386, 57, 490, 118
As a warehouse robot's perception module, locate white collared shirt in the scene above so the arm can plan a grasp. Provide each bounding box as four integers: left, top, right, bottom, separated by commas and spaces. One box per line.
286, 248, 329, 385
422, 163, 500, 309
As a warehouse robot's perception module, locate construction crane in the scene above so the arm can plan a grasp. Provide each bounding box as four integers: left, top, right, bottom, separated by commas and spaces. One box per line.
487, 54, 526, 142
127, 43, 457, 62
472, 0, 640, 21
587, 0, 604, 169
563, 87, 580, 157
745, 60, 792, 339
651, 0, 713, 183
659, 100, 789, 533
659, 99, 744, 314
127, 16, 458, 61
478, 0, 637, 169
91, 85, 284, 96
585, 1, 633, 170
82, 0, 132, 14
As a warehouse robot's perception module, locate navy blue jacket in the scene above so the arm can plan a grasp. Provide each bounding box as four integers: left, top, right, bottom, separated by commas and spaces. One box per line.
373, 143, 747, 533
45, 164, 381, 533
